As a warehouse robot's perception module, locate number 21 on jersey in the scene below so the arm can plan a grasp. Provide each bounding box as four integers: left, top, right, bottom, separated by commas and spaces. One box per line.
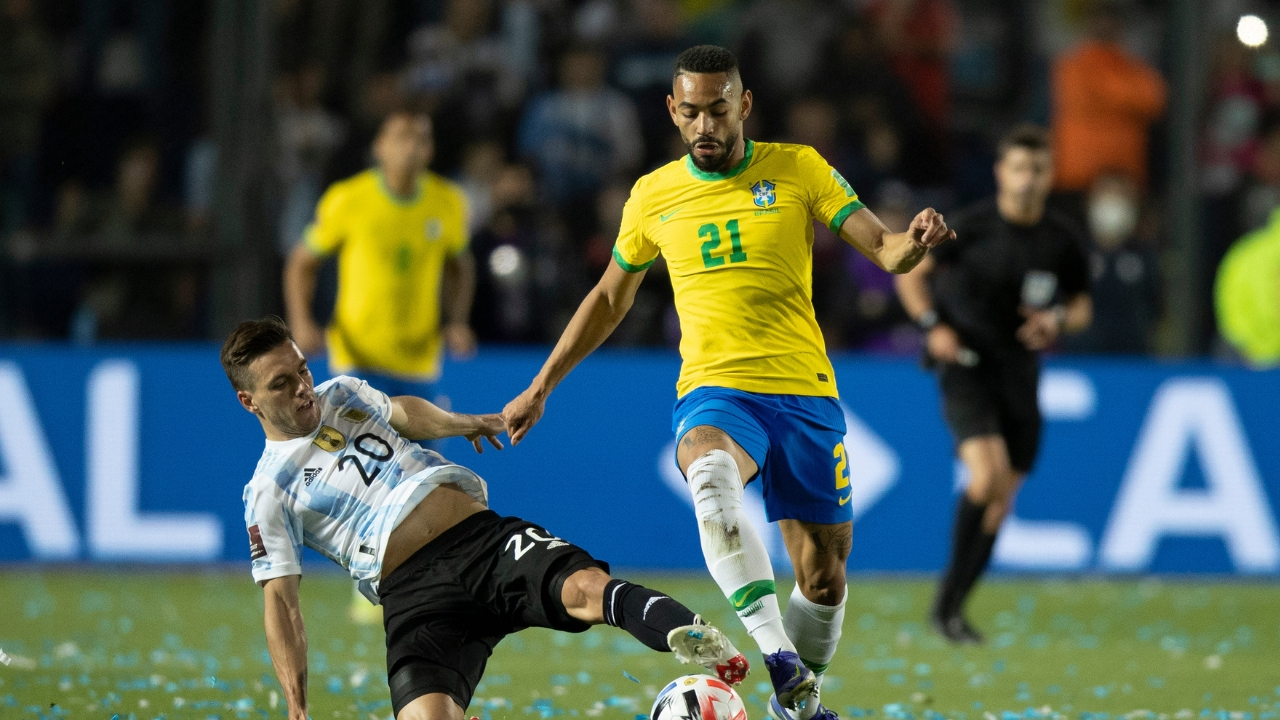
700, 219, 747, 268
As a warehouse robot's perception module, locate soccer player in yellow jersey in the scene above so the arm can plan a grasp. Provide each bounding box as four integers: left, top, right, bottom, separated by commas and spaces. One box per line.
284, 108, 476, 397
504, 46, 954, 720
283, 108, 477, 624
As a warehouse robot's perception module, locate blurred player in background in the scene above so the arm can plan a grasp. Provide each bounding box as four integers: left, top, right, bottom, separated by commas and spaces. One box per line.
895, 125, 1093, 644
504, 46, 953, 720
282, 108, 478, 622
221, 317, 748, 720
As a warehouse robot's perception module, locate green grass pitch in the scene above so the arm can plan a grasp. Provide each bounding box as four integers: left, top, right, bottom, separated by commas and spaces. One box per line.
1, 570, 1277, 719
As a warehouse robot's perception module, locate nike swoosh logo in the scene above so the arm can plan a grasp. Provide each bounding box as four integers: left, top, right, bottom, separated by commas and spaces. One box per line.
839, 493, 852, 506
660, 208, 683, 222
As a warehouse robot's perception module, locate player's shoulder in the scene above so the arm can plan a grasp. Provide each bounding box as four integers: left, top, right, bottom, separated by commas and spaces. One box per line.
423, 171, 466, 204
320, 169, 379, 205
637, 157, 688, 191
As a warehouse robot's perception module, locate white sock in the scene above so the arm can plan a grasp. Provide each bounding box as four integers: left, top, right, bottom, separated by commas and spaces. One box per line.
783, 584, 846, 718
687, 449, 795, 656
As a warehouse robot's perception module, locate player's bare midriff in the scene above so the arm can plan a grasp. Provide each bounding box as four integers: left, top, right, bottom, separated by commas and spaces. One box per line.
381, 483, 487, 577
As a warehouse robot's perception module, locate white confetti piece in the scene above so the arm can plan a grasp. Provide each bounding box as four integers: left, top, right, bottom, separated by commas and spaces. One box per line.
0, 648, 10, 665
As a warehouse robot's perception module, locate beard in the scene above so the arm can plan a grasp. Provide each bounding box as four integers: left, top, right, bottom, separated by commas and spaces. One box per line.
266, 400, 320, 439
685, 130, 740, 174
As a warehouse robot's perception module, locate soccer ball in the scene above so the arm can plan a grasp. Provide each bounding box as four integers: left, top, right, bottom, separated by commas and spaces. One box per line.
651, 674, 747, 720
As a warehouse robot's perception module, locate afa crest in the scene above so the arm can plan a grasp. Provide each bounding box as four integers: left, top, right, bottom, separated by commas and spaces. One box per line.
751, 179, 776, 208
312, 425, 346, 453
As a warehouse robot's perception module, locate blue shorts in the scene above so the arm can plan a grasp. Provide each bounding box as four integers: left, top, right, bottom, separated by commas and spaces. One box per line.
671, 386, 851, 525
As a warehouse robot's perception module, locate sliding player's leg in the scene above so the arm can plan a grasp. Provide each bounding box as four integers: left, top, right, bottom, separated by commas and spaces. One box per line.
396, 692, 466, 720
558, 566, 748, 683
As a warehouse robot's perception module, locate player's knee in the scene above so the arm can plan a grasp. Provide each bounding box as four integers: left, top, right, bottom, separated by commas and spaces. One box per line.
560, 567, 610, 621
685, 449, 744, 511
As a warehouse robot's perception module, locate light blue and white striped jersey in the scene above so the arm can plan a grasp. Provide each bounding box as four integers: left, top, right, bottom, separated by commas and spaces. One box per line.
242, 375, 488, 604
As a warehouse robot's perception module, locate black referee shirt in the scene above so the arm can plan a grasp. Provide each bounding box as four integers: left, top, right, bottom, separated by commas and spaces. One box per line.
928, 199, 1090, 362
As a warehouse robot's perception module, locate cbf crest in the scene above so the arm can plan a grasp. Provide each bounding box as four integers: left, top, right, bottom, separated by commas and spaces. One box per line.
751, 179, 776, 208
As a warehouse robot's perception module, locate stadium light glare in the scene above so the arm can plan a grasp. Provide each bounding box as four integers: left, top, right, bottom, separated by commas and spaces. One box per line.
489, 244, 524, 278
1238, 14, 1268, 48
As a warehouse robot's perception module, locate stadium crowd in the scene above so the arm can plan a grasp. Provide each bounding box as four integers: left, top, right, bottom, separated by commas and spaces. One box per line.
0, 0, 1272, 360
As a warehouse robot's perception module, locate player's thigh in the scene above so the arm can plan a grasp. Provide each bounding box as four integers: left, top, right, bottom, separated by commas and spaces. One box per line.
778, 518, 852, 604
757, 396, 850, 528
676, 424, 759, 480
484, 516, 610, 632
397, 691, 465, 720
672, 388, 768, 481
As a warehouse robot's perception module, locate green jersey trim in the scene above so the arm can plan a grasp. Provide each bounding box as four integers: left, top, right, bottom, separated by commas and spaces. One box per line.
376, 171, 425, 206
612, 246, 657, 273
827, 199, 866, 234
685, 139, 756, 181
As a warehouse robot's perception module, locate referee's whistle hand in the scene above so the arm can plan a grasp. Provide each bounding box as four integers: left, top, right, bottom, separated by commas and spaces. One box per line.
1017, 308, 1060, 350
909, 208, 956, 249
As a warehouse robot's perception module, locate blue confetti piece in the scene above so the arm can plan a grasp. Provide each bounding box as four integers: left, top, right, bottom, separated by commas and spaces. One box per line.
623, 671, 640, 684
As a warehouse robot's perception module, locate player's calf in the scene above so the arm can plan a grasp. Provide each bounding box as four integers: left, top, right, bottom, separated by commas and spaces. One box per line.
560, 569, 750, 685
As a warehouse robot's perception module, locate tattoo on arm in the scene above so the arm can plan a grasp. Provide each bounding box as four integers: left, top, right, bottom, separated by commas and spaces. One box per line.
809, 524, 853, 557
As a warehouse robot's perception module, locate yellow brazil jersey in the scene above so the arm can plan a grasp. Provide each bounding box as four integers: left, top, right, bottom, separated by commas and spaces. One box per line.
305, 169, 469, 381
613, 140, 864, 398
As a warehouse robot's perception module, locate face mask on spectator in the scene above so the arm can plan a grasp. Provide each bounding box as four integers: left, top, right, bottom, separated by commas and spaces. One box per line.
1088, 194, 1138, 249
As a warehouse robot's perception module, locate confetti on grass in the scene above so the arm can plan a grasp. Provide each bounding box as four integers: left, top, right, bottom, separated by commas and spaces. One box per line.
0, 649, 9, 666
623, 670, 641, 684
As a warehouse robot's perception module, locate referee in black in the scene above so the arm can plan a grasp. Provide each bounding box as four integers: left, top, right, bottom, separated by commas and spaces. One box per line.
895, 125, 1093, 644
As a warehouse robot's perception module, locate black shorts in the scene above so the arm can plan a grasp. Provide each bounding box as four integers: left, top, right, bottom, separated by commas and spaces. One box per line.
379, 510, 607, 717
937, 356, 1042, 473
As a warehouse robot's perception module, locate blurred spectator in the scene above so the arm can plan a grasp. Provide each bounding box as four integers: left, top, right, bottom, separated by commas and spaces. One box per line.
1216, 206, 1280, 367
1201, 37, 1265, 198
276, 64, 346, 252
79, 0, 166, 95
0, 0, 57, 234
1062, 172, 1160, 355
458, 140, 506, 236
610, 0, 694, 169
404, 0, 524, 173
1051, 1, 1166, 196
517, 45, 642, 214
865, 0, 958, 136
56, 137, 183, 241
817, 15, 945, 188
471, 163, 572, 342
735, 0, 838, 133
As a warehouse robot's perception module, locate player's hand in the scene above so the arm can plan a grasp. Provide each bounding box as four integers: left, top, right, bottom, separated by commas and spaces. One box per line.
1017, 307, 1061, 350
502, 388, 545, 446
291, 318, 326, 357
444, 323, 478, 360
463, 413, 506, 453
927, 324, 962, 364
908, 208, 956, 249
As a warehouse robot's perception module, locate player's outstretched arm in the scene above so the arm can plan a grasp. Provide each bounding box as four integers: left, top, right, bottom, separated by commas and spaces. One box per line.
504, 261, 647, 444
839, 206, 955, 274
389, 396, 505, 453
262, 575, 309, 720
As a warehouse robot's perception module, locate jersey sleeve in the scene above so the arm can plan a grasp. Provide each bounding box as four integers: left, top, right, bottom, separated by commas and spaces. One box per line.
612, 179, 659, 272
244, 483, 303, 583
302, 183, 348, 257
796, 146, 866, 233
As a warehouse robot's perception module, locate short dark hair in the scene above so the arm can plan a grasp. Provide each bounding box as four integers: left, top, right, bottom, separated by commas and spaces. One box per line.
220, 316, 294, 391
673, 45, 740, 81
996, 124, 1051, 161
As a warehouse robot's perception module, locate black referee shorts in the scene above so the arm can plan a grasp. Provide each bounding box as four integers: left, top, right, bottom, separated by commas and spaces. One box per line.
936, 356, 1042, 473
380, 510, 608, 717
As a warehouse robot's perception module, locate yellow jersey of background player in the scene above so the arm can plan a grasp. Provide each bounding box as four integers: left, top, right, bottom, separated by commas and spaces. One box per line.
284, 109, 477, 391
502, 45, 954, 720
